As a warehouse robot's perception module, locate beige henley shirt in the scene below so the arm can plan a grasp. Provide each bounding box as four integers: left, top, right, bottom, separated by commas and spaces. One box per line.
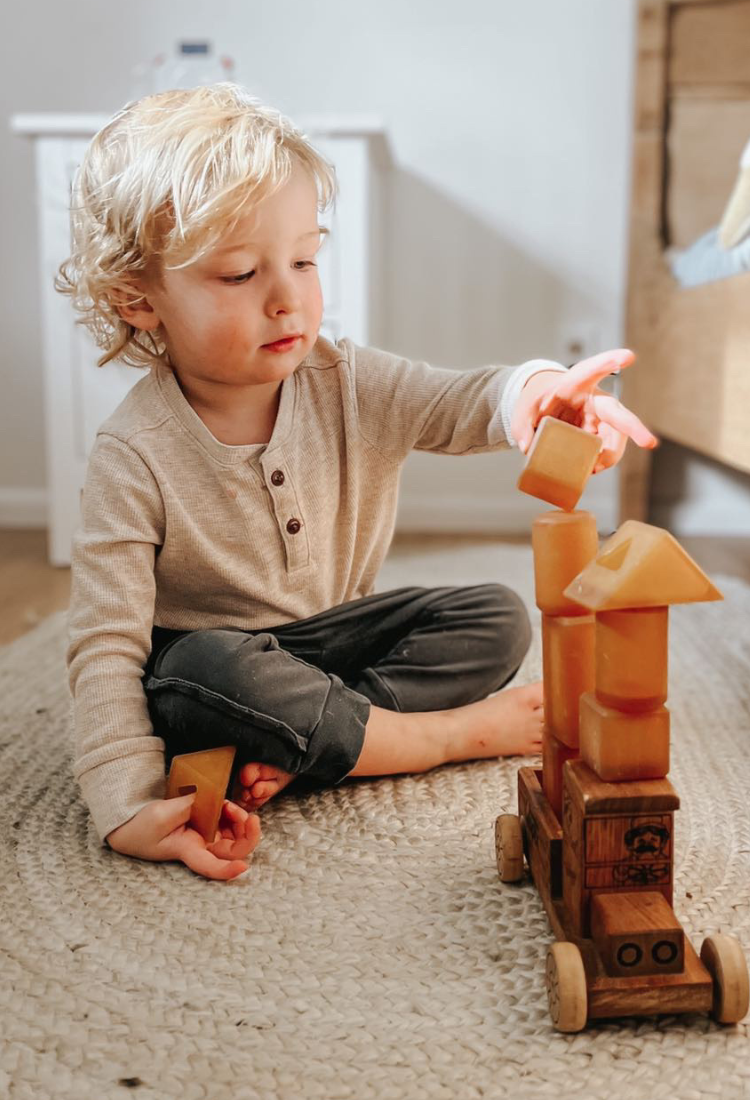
66, 335, 565, 842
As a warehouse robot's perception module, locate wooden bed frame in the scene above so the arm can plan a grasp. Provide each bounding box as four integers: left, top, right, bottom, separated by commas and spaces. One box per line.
619, 0, 750, 522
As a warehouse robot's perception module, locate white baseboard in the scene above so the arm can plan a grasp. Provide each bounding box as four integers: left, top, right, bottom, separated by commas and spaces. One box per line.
0, 487, 47, 528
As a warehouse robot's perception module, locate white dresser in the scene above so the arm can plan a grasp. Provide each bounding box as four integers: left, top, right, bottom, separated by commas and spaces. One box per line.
11, 114, 391, 565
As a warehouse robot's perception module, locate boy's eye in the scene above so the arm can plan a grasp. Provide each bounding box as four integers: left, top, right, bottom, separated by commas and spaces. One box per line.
220, 261, 317, 286
221, 271, 255, 285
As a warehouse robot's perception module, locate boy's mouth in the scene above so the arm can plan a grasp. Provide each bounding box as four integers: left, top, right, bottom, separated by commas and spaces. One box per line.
262, 335, 302, 352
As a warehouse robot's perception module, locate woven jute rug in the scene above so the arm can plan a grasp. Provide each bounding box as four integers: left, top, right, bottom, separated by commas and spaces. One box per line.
1, 542, 749, 1100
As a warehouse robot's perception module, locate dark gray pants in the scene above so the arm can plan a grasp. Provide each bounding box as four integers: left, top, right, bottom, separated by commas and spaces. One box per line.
143, 584, 531, 789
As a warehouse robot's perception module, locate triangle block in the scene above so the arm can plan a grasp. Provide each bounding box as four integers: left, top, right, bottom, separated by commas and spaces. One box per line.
563, 520, 724, 610
165, 745, 237, 843
171, 745, 237, 787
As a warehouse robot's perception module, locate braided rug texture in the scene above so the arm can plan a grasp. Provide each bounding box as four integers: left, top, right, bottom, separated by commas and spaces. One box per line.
1, 542, 749, 1100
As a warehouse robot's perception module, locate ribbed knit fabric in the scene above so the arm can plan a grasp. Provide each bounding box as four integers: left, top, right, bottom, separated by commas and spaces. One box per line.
66, 335, 566, 843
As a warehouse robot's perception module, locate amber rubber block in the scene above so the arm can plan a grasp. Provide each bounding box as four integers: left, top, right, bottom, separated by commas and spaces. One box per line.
595, 607, 669, 713
165, 745, 237, 843
580, 692, 670, 782
531, 509, 599, 616
564, 520, 724, 610
542, 614, 596, 747
517, 416, 602, 511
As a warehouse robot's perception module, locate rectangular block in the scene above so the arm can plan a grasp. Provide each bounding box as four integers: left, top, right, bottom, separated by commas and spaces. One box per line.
596, 607, 668, 712
564, 758, 679, 816
531, 509, 599, 615
591, 891, 684, 976
542, 614, 596, 747
517, 416, 602, 511
580, 692, 670, 782
542, 728, 579, 820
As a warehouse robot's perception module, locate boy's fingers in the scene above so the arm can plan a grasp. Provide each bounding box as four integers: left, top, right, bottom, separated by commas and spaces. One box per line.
159, 792, 197, 833
209, 812, 262, 855
178, 838, 249, 880
216, 799, 246, 838
592, 393, 659, 449
511, 397, 544, 453
591, 422, 627, 472
556, 349, 636, 399
208, 836, 254, 861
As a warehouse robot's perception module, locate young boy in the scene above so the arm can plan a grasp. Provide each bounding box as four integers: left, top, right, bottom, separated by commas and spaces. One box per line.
59, 83, 657, 884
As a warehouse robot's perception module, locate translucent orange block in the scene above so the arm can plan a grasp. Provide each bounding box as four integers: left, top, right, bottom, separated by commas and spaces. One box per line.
165, 745, 237, 843
542, 614, 596, 747
564, 520, 724, 610
579, 692, 670, 781
517, 416, 602, 511
542, 728, 579, 820
532, 509, 599, 615
596, 607, 668, 712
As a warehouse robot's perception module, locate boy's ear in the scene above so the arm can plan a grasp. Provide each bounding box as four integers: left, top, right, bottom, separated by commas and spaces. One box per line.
109, 279, 161, 332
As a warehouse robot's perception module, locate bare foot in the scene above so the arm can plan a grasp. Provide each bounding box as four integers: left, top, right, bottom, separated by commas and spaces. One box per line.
445, 680, 544, 762
234, 762, 296, 811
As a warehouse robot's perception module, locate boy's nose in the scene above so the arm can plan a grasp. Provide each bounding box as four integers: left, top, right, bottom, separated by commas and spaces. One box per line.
265, 273, 301, 314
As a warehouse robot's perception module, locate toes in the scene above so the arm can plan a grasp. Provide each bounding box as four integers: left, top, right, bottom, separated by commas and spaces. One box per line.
239, 762, 263, 786
251, 779, 279, 800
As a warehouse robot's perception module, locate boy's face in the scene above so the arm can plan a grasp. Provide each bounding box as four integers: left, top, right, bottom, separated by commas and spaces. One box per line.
130, 165, 325, 393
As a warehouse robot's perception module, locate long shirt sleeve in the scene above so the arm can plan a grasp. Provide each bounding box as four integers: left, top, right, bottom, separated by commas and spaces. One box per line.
67, 435, 168, 842
352, 342, 566, 458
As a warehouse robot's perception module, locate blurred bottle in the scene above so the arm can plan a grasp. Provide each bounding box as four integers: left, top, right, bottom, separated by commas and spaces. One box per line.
130, 41, 236, 100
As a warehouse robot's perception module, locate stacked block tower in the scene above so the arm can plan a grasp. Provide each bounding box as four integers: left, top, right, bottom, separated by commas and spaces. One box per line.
499, 414, 749, 1031
518, 415, 602, 818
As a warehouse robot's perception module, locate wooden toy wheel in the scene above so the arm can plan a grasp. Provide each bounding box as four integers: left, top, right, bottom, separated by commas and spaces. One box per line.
495, 814, 524, 882
700, 934, 750, 1024
546, 942, 588, 1033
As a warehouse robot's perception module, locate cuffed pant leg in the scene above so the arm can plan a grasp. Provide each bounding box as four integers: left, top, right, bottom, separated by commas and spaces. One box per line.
143, 628, 370, 786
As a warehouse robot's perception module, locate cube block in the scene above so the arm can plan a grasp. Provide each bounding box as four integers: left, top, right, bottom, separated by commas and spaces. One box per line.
517, 416, 602, 511
580, 692, 670, 782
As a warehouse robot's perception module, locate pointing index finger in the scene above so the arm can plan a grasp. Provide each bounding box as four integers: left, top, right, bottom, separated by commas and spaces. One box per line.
557, 349, 636, 397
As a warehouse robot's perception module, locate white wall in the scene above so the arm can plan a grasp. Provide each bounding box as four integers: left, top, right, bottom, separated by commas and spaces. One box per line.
5, 0, 742, 539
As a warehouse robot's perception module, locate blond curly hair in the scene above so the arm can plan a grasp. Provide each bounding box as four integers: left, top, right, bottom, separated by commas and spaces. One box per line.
56, 83, 337, 368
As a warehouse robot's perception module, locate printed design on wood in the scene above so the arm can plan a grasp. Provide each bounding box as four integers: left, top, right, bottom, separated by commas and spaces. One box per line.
584, 814, 672, 890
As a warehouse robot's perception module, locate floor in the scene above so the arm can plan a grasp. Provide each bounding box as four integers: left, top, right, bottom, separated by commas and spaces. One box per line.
1, 528, 748, 647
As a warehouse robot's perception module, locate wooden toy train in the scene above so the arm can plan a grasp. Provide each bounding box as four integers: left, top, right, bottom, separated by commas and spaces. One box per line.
495, 416, 749, 1032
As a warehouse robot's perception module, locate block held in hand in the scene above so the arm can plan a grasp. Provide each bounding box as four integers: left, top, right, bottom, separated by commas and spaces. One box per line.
165, 745, 237, 842
517, 416, 602, 511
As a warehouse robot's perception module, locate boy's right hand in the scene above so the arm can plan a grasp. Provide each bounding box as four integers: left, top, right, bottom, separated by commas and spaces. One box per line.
106, 793, 262, 881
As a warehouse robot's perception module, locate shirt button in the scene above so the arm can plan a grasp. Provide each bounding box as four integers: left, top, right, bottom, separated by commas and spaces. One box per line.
271, 469, 285, 486
286, 518, 302, 535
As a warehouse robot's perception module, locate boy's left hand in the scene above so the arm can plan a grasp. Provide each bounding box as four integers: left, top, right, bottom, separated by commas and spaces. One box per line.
511, 349, 659, 473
